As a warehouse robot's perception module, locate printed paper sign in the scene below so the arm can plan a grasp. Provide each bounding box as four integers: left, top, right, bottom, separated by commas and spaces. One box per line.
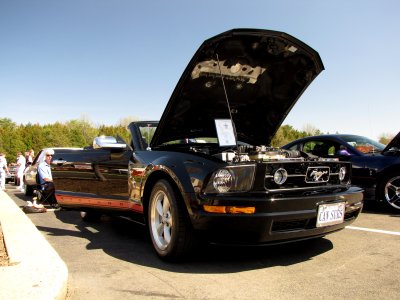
215, 119, 236, 146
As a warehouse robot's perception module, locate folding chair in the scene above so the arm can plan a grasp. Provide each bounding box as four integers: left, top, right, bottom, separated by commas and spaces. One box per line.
33, 174, 59, 209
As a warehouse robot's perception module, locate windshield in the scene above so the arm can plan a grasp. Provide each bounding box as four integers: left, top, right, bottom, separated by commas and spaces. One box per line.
340, 135, 385, 154
138, 123, 157, 147
142, 122, 253, 148
161, 137, 219, 145
139, 122, 226, 149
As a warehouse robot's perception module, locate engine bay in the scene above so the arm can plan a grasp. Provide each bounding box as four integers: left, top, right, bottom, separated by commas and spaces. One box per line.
213, 145, 305, 162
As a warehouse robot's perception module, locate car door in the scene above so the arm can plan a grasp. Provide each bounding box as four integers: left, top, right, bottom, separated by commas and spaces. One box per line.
94, 149, 132, 199
52, 149, 106, 195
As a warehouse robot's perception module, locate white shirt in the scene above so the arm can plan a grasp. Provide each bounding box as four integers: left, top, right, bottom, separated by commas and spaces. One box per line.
38, 161, 52, 184
17, 155, 26, 175
0, 157, 5, 173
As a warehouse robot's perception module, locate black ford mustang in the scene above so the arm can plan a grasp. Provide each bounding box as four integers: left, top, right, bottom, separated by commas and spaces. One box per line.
283, 133, 400, 212
52, 29, 363, 260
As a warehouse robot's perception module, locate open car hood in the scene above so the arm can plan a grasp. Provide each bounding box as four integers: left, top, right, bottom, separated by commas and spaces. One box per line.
151, 28, 324, 147
383, 131, 400, 153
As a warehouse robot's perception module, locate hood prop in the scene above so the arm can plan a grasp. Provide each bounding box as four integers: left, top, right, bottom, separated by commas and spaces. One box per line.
216, 53, 238, 148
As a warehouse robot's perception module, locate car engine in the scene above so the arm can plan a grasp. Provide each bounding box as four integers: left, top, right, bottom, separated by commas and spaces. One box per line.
214, 145, 306, 162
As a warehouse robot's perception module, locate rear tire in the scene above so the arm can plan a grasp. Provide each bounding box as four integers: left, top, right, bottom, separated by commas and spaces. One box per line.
377, 173, 400, 212
148, 179, 195, 260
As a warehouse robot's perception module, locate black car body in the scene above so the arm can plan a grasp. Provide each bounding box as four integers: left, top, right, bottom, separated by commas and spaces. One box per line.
283, 133, 400, 211
52, 29, 363, 260
23, 147, 83, 195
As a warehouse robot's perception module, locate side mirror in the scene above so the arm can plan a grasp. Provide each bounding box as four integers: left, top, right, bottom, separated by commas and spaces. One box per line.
93, 136, 127, 150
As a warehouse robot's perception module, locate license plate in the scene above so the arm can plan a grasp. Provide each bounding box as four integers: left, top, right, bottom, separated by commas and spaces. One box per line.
316, 202, 345, 227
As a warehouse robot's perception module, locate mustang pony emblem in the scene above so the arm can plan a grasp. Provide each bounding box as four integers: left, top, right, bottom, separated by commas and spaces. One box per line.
310, 170, 328, 181
306, 167, 330, 183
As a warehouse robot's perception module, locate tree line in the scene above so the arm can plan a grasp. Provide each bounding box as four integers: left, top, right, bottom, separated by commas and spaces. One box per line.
0, 117, 391, 163
0, 118, 131, 161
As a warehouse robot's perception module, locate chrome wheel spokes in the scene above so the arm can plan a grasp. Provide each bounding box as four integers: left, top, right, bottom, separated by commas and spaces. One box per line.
151, 190, 172, 250
384, 176, 400, 210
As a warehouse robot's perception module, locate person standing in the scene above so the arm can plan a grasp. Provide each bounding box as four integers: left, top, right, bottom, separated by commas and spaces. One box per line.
16, 152, 26, 192
0, 153, 10, 191
24, 151, 30, 165
27, 149, 35, 166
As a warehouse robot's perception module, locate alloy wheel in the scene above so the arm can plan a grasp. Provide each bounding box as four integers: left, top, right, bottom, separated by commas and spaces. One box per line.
384, 176, 400, 210
150, 190, 173, 250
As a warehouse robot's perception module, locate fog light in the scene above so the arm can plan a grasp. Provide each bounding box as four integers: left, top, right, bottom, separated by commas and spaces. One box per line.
203, 205, 227, 213
273, 168, 288, 185
339, 167, 346, 181
203, 205, 256, 214
226, 206, 255, 214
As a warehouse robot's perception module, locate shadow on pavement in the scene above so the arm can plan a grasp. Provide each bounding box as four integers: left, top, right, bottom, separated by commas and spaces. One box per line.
362, 200, 400, 217
32, 210, 336, 274
5, 184, 348, 274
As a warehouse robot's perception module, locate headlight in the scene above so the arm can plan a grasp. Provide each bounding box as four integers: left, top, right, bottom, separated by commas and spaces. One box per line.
339, 167, 347, 182
204, 164, 256, 194
213, 169, 233, 193
273, 168, 288, 185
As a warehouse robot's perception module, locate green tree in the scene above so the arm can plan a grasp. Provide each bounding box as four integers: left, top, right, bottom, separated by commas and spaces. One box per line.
0, 118, 25, 159
98, 125, 130, 143
271, 125, 310, 147
378, 133, 394, 145
65, 119, 98, 147
42, 122, 71, 148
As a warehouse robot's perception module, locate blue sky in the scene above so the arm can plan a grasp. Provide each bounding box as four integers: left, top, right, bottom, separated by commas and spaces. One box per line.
1, 0, 398, 141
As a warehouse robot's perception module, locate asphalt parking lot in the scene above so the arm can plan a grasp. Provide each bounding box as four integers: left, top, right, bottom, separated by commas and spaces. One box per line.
6, 183, 400, 300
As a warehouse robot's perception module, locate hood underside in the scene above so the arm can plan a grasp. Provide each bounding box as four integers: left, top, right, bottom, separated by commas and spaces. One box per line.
383, 131, 400, 153
152, 28, 324, 147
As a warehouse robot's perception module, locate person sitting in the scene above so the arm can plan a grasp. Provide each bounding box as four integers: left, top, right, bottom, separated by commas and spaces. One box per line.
37, 149, 57, 206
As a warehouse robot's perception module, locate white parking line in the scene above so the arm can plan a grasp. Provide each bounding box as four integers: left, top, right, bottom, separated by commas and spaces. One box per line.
346, 226, 400, 236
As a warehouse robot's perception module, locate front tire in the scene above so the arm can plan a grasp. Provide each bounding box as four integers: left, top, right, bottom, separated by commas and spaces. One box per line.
378, 173, 400, 212
148, 179, 195, 260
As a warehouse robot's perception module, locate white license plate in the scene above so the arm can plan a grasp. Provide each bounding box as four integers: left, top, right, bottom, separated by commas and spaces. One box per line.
316, 202, 345, 227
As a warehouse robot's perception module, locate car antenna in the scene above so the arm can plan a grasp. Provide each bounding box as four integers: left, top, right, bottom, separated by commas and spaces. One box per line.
216, 53, 238, 148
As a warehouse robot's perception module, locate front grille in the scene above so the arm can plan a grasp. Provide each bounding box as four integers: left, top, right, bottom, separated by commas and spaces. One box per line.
344, 209, 361, 221
271, 208, 361, 233
264, 161, 349, 191
272, 218, 315, 232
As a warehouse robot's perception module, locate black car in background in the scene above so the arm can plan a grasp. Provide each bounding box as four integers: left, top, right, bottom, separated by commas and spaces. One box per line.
283, 133, 400, 212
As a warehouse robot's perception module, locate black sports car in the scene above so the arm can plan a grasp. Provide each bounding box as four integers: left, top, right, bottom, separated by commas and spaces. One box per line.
283, 133, 400, 212
53, 29, 363, 260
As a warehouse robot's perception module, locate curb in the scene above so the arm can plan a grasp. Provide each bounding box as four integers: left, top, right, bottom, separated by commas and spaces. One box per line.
0, 190, 68, 300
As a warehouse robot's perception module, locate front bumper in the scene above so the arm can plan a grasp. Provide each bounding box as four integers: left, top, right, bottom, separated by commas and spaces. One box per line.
5, 174, 15, 182
190, 187, 363, 245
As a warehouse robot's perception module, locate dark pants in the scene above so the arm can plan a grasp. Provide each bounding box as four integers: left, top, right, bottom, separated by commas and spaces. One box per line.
41, 182, 56, 204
